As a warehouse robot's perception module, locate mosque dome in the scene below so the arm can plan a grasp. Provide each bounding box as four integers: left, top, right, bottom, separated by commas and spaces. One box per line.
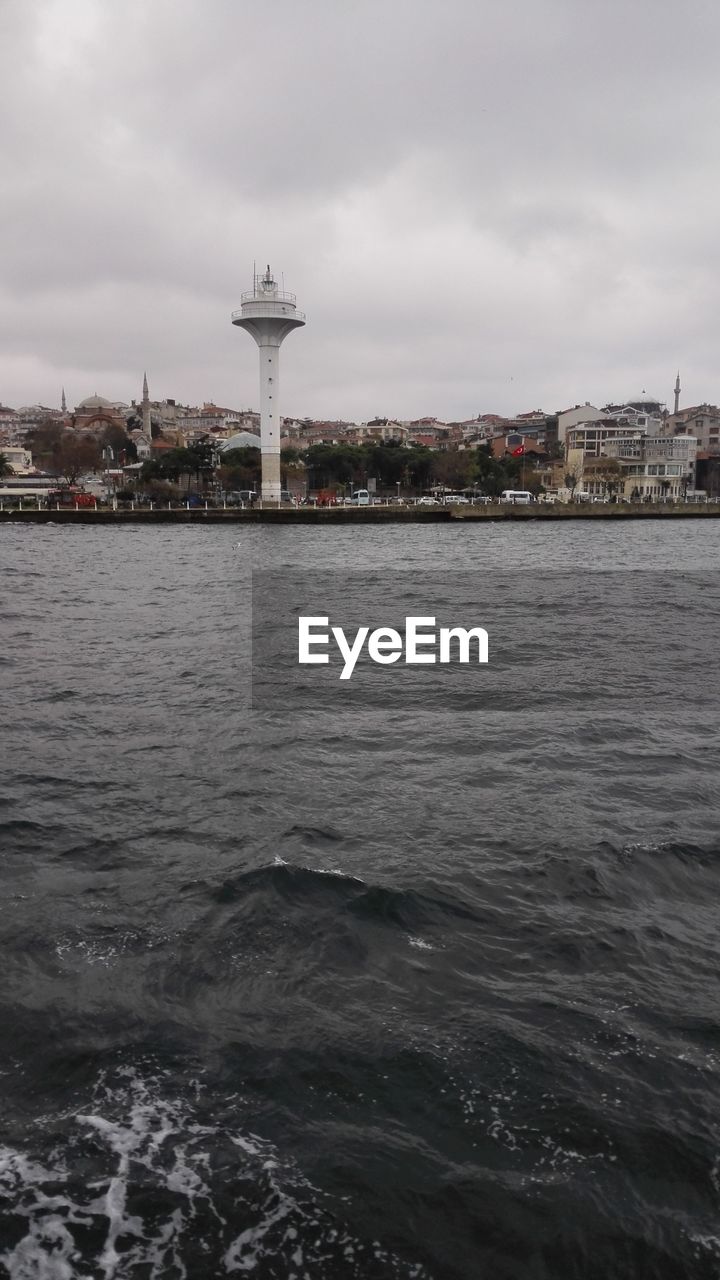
628, 392, 662, 409
77, 394, 113, 409
220, 431, 262, 451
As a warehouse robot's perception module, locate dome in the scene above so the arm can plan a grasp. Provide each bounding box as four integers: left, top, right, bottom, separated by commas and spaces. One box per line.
77, 394, 112, 409
219, 431, 261, 451
627, 392, 662, 409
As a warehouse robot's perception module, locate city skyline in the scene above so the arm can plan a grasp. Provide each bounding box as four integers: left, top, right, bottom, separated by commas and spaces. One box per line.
2, 1, 719, 418
1, 377, 698, 424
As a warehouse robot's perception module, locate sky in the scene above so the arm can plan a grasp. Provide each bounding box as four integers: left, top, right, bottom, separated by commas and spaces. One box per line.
1, 0, 719, 421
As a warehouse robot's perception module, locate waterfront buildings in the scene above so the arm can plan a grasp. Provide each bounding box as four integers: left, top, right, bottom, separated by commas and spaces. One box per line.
2, 362, 718, 498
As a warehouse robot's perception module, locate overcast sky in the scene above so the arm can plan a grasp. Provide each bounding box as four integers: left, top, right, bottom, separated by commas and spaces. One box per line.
2, 0, 719, 421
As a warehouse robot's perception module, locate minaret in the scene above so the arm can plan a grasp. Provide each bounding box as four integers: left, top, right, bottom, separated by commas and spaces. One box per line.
142, 371, 152, 442
674, 371, 681, 416
231, 265, 306, 504
61, 387, 67, 414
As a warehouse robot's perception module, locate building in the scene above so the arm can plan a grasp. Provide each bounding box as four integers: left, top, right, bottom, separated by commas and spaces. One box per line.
72, 395, 127, 436
665, 404, 720, 454
565, 420, 643, 459
601, 401, 665, 434
557, 403, 610, 444
346, 419, 409, 445
490, 432, 546, 461
603, 434, 697, 499
1, 446, 33, 473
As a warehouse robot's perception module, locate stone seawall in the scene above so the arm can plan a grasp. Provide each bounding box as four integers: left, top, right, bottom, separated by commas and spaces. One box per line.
2, 503, 720, 525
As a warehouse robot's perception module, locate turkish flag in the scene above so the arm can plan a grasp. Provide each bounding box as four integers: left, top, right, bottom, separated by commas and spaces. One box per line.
511, 445, 525, 456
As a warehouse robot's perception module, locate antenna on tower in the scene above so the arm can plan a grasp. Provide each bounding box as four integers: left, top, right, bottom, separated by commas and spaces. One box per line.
253, 260, 256, 294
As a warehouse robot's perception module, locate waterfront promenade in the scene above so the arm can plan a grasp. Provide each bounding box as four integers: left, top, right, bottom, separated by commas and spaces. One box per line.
3, 502, 720, 525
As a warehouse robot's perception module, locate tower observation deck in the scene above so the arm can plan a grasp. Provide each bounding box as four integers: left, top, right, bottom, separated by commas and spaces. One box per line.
231, 266, 306, 504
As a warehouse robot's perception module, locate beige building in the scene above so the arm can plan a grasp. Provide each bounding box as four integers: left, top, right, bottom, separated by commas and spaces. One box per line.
566, 421, 644, 458
664, 404, 720, 454
604, 434, 697, 499
557, 403, 610, 444
2, 445, 33, 473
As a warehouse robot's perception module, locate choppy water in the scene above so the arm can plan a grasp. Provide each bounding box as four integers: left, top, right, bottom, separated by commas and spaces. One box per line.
1, 520, 720, 1279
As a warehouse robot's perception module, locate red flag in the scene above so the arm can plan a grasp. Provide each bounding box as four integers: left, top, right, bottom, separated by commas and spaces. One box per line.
511, 445, 525, 457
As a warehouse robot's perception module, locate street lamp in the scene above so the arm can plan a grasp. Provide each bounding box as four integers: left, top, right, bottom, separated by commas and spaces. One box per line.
396, 480, 401, 504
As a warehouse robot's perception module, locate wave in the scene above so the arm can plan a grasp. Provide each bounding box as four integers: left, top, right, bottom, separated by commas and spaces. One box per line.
0, 1066, 430, 1279
206, 859, 485, 933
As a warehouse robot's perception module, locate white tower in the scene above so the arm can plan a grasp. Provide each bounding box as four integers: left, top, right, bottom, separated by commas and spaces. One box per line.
232, 265, 305, 504
674, 371, 681, 416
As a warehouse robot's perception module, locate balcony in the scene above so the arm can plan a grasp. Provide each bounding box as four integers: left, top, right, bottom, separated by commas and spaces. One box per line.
240, 288, 297, 305
232, 301, 306, 323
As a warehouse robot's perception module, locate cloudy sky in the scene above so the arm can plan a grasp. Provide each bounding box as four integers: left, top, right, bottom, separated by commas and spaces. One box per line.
2, 0, 718, 421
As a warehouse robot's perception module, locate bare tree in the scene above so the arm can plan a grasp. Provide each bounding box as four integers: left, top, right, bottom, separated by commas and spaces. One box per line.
56, 434, 101, 484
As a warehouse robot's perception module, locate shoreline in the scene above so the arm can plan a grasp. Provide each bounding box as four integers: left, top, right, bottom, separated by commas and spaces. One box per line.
2, 502, 720, 524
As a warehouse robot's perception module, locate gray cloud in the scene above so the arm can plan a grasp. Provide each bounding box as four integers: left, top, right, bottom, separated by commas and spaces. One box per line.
2, 0, 719, 417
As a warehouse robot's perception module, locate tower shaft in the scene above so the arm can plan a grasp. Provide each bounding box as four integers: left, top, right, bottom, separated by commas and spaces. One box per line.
258, 340, 281, 499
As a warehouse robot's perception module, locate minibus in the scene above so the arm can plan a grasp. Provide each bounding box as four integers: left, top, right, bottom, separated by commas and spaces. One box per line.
500, 490, 533, 504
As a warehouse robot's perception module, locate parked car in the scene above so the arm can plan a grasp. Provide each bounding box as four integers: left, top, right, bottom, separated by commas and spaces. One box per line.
417, 496, 439, 506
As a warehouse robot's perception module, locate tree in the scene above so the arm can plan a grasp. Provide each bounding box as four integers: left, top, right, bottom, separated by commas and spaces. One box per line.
0, 453, 14, 478
565, 470, 580, 500
218, 446, 261, 491
592, 458, 622, 501
25, 418, 64, 472
185, 441, 215, 487
25, 422, 101, 483
56, 433, 102, 484
430, 449, 475, 490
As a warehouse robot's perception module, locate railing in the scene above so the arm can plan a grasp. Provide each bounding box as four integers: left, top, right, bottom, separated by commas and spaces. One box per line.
240, 288, 297, 305
232, 303, 306, 322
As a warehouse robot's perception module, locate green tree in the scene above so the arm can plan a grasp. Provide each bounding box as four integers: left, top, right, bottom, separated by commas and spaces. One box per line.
219, 446, 261, 491
185, 441, 215, 488
25, 418, 64, 472
25, 422, 101, 483
0, 452, 14, 478
430, 449, 476, 490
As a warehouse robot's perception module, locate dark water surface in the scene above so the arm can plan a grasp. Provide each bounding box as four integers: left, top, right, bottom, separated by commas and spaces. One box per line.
1, 521, 720, 1278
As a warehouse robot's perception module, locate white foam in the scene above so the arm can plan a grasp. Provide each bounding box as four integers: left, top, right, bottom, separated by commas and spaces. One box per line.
1, 1216, 81, 1279
0, 1071, 429, 1278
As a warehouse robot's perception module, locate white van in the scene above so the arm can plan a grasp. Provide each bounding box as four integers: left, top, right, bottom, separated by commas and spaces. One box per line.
352, 488, 370, 506
500, 490, 533, 504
